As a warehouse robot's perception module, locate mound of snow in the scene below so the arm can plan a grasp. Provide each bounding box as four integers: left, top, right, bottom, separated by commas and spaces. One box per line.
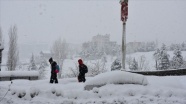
84, 70, 148, 90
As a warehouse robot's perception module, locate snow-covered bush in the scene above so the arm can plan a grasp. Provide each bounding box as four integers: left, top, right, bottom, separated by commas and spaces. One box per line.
30, 87, 39, 98
17, 90, 26, 98
51, 87, 56, 94
129, 58, 138, 71
92, 87, 99, 93
111, 59, 121, 71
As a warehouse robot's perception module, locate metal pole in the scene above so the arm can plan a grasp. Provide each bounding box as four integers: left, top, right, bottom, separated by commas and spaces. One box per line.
122, 22, 126, 70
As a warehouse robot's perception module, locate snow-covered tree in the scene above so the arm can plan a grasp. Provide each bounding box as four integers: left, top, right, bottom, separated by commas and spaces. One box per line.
158, 44, 170, 70
38, 59, 47, 79
7, 25, 19, 71
172, 46, 183, 69
39, 51, 48, 67
51, 38, 68, 78
129, 58, 138, 71
28, 53, 37, 71
33, 52, 48, 79
181, 42, 186, 51
111, 59, 121, 71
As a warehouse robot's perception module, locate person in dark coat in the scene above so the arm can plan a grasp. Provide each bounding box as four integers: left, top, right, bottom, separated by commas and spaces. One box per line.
49, 57, 58, 84
78, 59, 88, 82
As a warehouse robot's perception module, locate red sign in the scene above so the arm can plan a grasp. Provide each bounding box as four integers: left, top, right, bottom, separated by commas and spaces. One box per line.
121, 1, 128, 22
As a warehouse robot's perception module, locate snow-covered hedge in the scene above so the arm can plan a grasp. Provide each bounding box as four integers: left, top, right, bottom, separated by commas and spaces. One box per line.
0, 71, 39, 77
84, 70, 148, 90
0, 71, 39, 81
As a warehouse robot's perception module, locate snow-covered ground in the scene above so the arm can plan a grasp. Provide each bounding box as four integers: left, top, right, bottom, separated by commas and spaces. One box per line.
0, 72, 186, 104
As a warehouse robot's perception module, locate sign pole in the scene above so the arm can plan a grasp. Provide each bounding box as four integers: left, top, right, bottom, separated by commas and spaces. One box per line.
120, 0, 128, 70
122, 22, 126, 70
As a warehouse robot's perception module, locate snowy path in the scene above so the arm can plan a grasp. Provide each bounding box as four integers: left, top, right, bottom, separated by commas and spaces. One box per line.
0, 76, 186, 104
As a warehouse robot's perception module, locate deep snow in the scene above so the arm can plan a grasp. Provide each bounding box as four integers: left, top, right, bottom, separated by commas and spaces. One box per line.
0, 73, 186, 104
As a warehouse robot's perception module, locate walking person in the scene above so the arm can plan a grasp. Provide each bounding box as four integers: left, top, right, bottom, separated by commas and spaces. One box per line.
49, 57, 58, 84
78, 59, 88, 82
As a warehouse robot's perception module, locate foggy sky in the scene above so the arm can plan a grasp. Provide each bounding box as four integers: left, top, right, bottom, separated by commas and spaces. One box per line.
0, 0, 186, 47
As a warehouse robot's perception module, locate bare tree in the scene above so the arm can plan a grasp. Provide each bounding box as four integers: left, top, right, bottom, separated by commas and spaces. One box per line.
138, 55, 145, 70
138, 55, 149, 71
7, 25, 19, 71
65, 62, 79, 78
51, 38, 68, 78
126, 56, 133, 68
89, 60, 107, 76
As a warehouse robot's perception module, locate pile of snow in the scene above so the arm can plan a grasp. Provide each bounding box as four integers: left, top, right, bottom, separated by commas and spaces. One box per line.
84, 70, 148, 90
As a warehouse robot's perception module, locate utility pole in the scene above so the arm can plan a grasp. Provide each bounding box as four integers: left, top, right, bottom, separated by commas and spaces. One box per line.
120, 0, 128, 70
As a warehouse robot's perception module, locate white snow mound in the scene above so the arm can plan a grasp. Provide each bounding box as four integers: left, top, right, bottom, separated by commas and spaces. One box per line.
84, 70, 148, 90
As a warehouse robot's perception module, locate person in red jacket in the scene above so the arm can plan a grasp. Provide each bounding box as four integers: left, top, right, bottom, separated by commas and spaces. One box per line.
78, 59, 88, 82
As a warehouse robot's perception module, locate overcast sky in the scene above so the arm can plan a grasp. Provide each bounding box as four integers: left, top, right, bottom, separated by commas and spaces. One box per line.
0, 0, 186, 46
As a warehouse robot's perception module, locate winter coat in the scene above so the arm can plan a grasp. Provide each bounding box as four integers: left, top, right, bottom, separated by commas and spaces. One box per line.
50, 61, 57, 73
79, 64, 88, 75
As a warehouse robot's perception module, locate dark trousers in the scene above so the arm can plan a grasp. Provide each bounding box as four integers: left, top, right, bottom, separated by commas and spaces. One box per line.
78, 73, 86, 82
50, 73, 58, 83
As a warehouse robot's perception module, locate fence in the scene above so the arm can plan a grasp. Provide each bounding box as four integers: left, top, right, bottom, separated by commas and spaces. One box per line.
128, 69, 186, 76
